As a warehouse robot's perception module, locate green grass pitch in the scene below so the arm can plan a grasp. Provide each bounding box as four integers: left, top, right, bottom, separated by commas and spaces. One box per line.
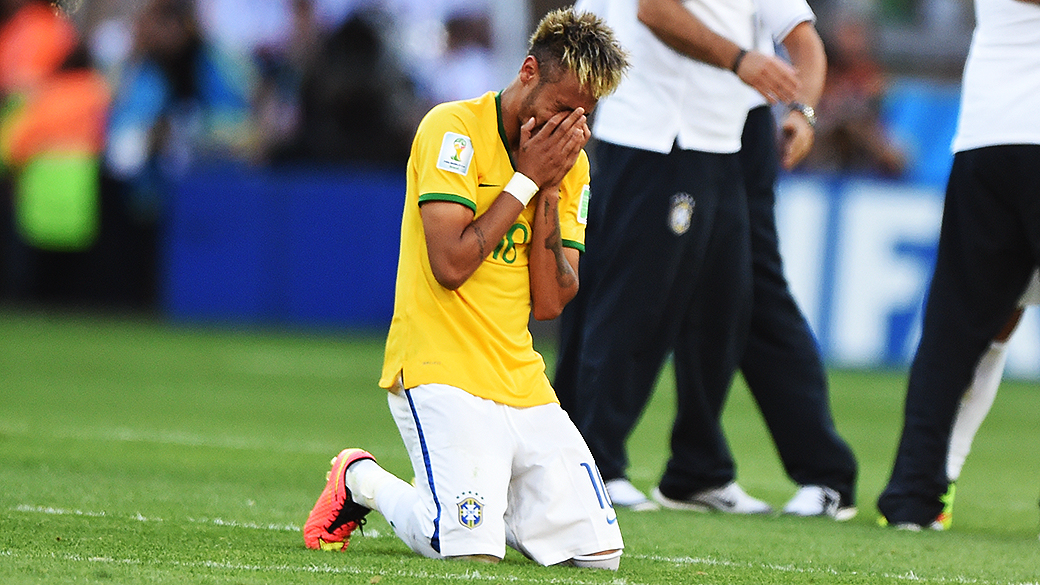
1, 308, 1039, 584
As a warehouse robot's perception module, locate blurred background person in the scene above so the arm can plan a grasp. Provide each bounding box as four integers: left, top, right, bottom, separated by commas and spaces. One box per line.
554, 0, 802, 515
101, 0, 255, 306
0, 0, 78, 94
287, 5, 424, 165
1, 0, 80, 301
733, 0, 858, 520
425, 6, 496, 105
190, 0, 320, 162
250, 0, 321, 163
802, 10, 907, 177
1, 7, 110, 303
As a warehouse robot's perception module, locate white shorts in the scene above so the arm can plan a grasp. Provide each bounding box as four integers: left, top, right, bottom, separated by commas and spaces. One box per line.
387, 384, 624, 566
1019, 269, 1040, 306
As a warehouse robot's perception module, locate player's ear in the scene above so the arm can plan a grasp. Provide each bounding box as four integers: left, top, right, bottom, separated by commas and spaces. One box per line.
518, 55, 540, 85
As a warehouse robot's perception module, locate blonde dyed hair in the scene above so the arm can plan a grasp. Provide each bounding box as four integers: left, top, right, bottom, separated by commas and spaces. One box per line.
528, 8, 629, 100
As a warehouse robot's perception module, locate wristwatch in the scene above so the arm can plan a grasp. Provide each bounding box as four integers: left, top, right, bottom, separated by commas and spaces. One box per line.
789, 102, 817, 128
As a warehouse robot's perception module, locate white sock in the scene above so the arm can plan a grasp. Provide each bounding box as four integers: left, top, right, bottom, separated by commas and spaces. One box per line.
345, 459, 406, 511
947, 341, 1007, 481
344, 460, 442, 558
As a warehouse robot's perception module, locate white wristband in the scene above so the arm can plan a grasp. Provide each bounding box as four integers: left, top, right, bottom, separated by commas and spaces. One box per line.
504, 172, 539, 207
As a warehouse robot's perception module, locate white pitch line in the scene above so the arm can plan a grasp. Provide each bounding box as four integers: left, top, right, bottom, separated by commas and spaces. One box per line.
13, 505, 301, 534
187, 516, 302, 533
13, 505, 108, 518
10, 549, 1040, 585
0, 420, 400, 456
0, 421, 325, 454
12, 503, 396, 539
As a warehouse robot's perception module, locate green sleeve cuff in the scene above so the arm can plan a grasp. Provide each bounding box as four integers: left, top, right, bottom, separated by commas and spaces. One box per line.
418, 193, 476, 213
562, 239, 585, 253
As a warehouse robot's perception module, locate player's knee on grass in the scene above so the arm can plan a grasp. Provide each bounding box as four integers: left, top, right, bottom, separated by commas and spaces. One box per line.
567, 549, 622, 570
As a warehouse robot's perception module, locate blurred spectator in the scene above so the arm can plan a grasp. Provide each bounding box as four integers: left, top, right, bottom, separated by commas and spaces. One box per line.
0, 1, 111, 303
289, 7, 424, 165
252, 0, 321, 162
802, 12, 907, 177
0, 38, 111, 302
0, 0, 78, 95
176, 0, 323, 162
0, 0, 78, 294
88, 15, 134, 81
195, 0, 294, 59
425, 8, 496, 104
102, 0, 255, 305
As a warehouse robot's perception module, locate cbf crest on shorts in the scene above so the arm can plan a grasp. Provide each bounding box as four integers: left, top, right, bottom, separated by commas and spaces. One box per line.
456, 491, 484, 529
669, 192, 695, 236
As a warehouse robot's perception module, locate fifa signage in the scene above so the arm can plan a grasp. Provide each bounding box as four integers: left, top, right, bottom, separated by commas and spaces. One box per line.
776, 175, 1040, 379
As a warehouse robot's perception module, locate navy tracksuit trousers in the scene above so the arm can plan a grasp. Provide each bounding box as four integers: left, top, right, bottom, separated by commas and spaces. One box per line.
556, 106, 856, 503
739, 106, 857, 505
878, 144, 1040, 524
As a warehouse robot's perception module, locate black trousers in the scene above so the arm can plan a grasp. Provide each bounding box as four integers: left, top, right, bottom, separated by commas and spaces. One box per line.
878, 145, 1040, 524
739, 106, 857, 505
555, 138, 752, 496
556, 108, 858, 501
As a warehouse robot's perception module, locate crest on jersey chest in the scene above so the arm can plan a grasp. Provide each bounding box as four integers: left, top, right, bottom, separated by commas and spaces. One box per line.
668, 192, 695, 235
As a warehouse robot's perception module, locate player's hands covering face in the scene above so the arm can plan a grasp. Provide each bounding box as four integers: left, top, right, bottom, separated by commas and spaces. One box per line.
516, 108, 590, 190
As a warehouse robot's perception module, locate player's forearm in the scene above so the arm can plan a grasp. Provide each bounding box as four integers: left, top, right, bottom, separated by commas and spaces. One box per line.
638, 0, 798, 103
782, 21, 826, 110
777, 21, 826, 169
528, 190, 578, 321
637, 0, 740, 70
423, 195, 525, 290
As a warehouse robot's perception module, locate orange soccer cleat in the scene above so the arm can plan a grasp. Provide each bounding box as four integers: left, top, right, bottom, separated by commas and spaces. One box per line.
303, 448, 375, 551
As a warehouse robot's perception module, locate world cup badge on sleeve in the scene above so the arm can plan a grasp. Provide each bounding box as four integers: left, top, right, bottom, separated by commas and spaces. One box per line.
437, 132, 473, 176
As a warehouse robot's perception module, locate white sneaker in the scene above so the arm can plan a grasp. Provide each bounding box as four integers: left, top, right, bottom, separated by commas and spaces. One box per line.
605, 478, 660, 511
783, 485, 858, 521
651, 482, 773, 514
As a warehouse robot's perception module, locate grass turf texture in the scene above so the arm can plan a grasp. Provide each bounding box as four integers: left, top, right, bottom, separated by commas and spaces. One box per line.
1, 308, 1038, 584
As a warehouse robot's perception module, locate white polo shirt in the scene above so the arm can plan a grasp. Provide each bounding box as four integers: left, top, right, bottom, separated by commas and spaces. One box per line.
579, 0, 756, 154
746, 0, 816, 110
951, 0, 1040, 152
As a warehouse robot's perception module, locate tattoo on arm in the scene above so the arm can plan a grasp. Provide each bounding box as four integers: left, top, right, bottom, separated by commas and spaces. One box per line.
542, 199, 576, 287
473, 224, 488, 259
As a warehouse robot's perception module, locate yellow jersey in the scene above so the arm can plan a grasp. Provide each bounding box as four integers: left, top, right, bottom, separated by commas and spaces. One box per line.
379, 91, 590, 407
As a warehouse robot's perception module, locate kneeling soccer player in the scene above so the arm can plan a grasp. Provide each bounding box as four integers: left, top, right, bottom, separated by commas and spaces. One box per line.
303, 8, 629, 569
